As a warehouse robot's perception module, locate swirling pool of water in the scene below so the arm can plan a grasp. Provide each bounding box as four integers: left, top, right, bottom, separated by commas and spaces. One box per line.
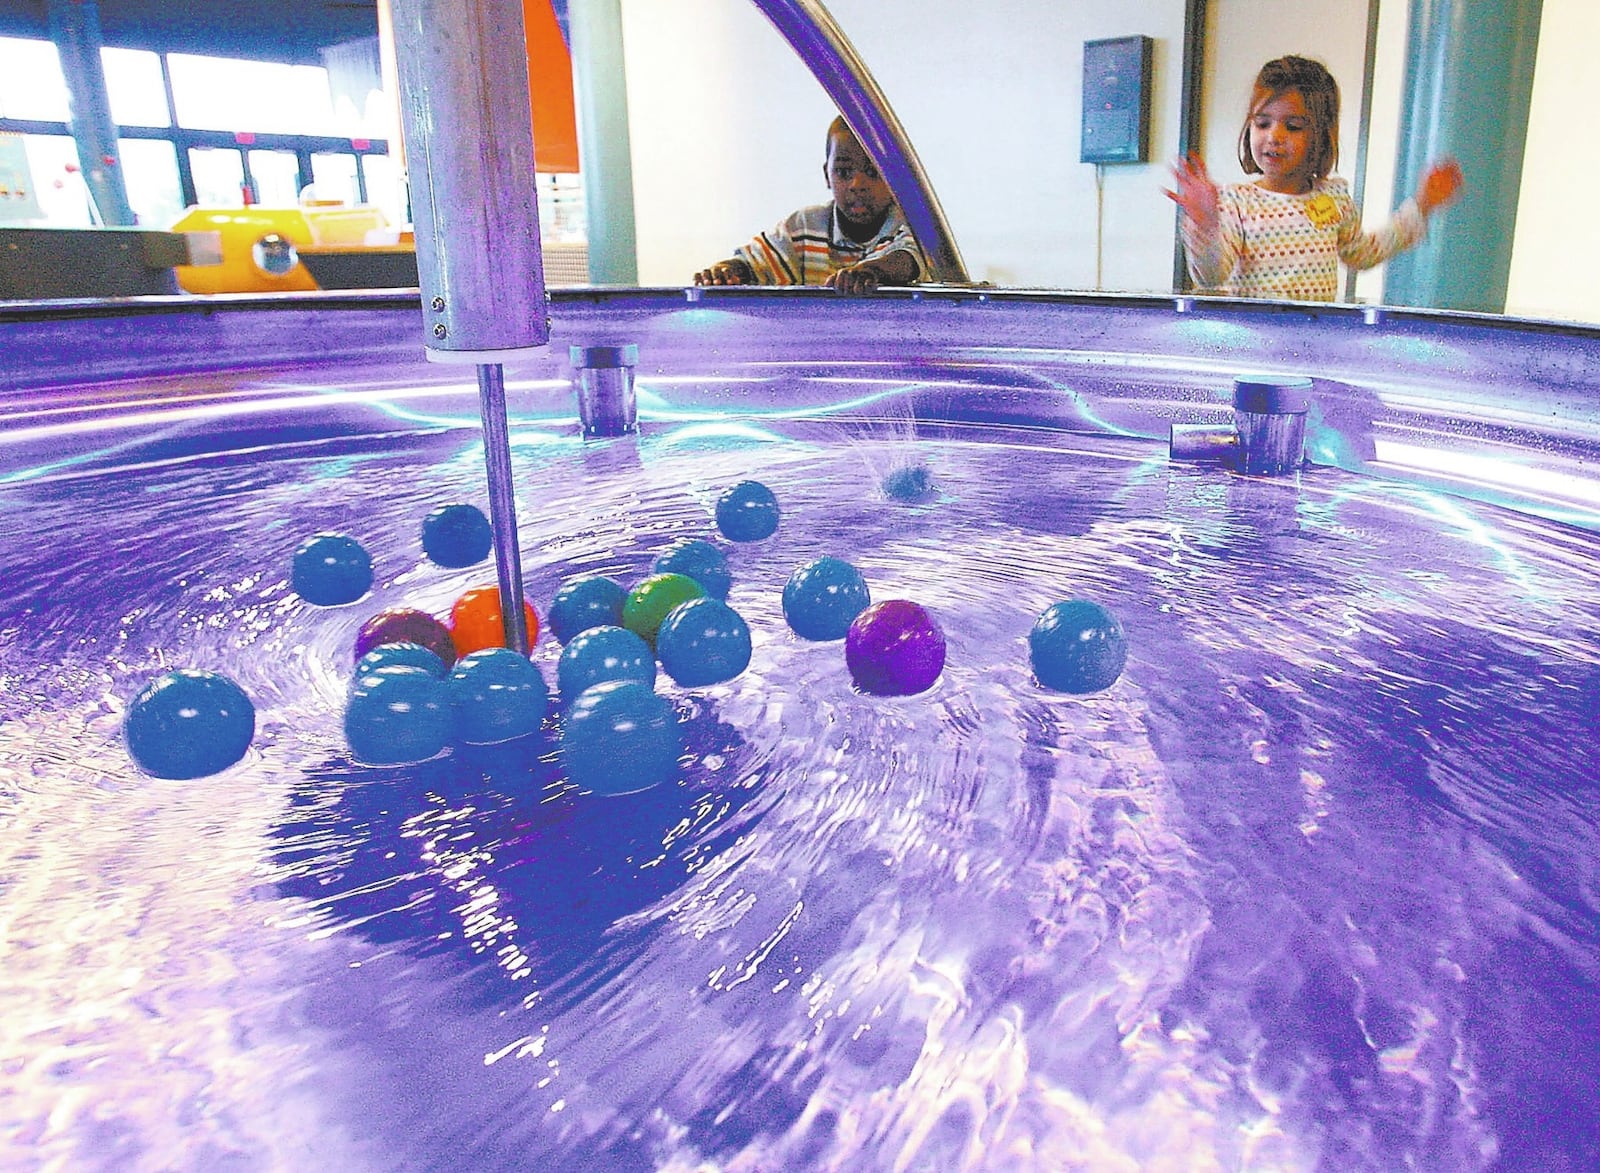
1, 389, 1597, 1171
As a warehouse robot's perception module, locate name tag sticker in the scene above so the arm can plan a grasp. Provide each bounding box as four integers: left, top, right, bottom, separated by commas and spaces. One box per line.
1304, 193, 1340, 228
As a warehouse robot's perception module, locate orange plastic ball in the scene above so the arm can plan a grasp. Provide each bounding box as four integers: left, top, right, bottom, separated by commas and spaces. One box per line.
450, 584, 540, 656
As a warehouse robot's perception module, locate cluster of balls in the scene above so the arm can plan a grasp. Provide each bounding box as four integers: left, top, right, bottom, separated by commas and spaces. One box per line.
122, 479, 1129, 786
123, 503, 495, 781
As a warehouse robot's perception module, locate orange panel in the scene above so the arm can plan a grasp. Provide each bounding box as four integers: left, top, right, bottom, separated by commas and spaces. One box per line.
525, 0, 580, 174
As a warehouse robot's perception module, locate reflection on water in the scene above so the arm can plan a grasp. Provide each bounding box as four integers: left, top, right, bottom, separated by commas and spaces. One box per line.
1, 403, 1598, 1171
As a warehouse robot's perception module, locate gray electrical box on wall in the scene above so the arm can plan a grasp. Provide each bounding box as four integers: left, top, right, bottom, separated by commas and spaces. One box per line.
1081, 35, 1153, 164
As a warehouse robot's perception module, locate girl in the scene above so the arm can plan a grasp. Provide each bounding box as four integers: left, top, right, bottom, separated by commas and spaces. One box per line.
1168, 55, 1463, 302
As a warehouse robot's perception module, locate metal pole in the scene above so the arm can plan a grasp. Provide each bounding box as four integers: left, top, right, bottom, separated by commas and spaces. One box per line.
750, 0, 968, 285
477, 363, 530, 653
390, 0, 549, 653
1172, 0, 1206, 293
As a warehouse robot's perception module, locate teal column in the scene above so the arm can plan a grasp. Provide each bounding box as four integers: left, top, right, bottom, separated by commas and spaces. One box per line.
47, 0, 134, 226
1382, 0, 1542, 312
568, 0, 638, 285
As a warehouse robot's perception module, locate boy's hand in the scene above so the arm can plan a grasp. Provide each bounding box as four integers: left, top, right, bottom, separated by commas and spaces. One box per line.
694, 259, 754, 286
828, 249, 917, 294
828, 261, 887, 294
1416, 158, 1464, 216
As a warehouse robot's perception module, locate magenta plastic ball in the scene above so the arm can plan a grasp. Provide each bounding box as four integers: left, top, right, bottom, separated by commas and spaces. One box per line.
845, 600, 946, 696
353, 606, 456, 668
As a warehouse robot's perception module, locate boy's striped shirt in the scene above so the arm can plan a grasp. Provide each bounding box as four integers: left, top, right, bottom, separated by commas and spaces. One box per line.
734, 203, 925, 286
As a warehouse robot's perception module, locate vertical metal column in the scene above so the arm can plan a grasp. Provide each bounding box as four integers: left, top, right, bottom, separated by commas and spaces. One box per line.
1383, 0, 1543, 313
47, 0, 134, 226
1172, 0, 1207, 293
390, 0, 550, 655
569, 0, 639, 285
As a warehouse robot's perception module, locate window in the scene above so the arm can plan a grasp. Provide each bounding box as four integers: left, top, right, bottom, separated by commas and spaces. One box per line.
360, 152, 406, 225
103, 47, 170, 128
0, 37, 69, 122
189, 147, 245, 208
168, 54, 339, 137
310, 152, 359, 206
248, 149, 303, 206
118, 138, 185, 226
20, 134, 92, 225
2, 37, 394, 230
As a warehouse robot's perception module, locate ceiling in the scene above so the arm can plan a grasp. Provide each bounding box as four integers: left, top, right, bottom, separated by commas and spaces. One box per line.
0, 0, 382, 64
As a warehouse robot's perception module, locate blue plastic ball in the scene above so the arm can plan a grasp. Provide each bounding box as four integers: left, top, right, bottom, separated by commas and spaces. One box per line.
715, 480, 780, 542
782, 556, 871, 641
1029, 600, 1128, 694
558, 624, 655, 700
548, 574, 627, 644
125, 669, 255, 779
354, 641, 447, 680
652, 538, 731, 601
447, 647, 550, 744
560, 680, 681, 796
656, 597, 752, 686
344, 664, 452, 765
422, 503, 493, 568
292, 532, 373, 606
882, 464, 934, 502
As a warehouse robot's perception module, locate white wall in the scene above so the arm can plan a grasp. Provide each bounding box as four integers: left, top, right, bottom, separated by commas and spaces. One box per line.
1506, 0, 1600, 323
619, 0, 835, 287
620, 0, 1186, 291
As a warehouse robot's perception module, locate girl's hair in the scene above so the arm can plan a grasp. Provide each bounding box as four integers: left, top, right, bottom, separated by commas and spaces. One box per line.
1238, 55, 1340, 181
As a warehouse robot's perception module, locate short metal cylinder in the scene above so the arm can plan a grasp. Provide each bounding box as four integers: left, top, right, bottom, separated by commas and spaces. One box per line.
1232, 374, 1312, 476
1169, 423, 1239, 462
571, 344, 639, 438
391, 0, 548, 360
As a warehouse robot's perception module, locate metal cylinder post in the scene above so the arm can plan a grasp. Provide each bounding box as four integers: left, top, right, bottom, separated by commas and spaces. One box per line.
569, 0, 640, 285
570, 344, 640, 437
390, 0, 549, 652
390, 0, 550, 358
1232, 375, 1311, 476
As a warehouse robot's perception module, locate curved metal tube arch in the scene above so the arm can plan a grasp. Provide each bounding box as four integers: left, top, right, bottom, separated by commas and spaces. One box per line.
751, 0, 970, 285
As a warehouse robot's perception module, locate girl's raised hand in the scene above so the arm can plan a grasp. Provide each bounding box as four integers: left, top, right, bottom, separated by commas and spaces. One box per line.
1166, 154, 1219, 230
1417, 158, 1464, 216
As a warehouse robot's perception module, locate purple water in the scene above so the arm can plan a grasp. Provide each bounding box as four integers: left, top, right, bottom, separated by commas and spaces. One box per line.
1, 296, 1598, 1170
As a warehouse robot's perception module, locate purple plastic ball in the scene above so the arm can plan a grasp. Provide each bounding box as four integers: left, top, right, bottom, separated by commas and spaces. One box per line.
354, 606, 456, 668
845, 600, 946, 696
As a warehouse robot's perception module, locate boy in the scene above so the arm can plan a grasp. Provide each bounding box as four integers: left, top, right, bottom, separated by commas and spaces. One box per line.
693, 117, 925, 293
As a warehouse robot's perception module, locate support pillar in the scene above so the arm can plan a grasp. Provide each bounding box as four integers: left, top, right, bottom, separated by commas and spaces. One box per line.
1383, 0, 1542, 312
47, 0, 134, 226
568, 0, 638, 284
